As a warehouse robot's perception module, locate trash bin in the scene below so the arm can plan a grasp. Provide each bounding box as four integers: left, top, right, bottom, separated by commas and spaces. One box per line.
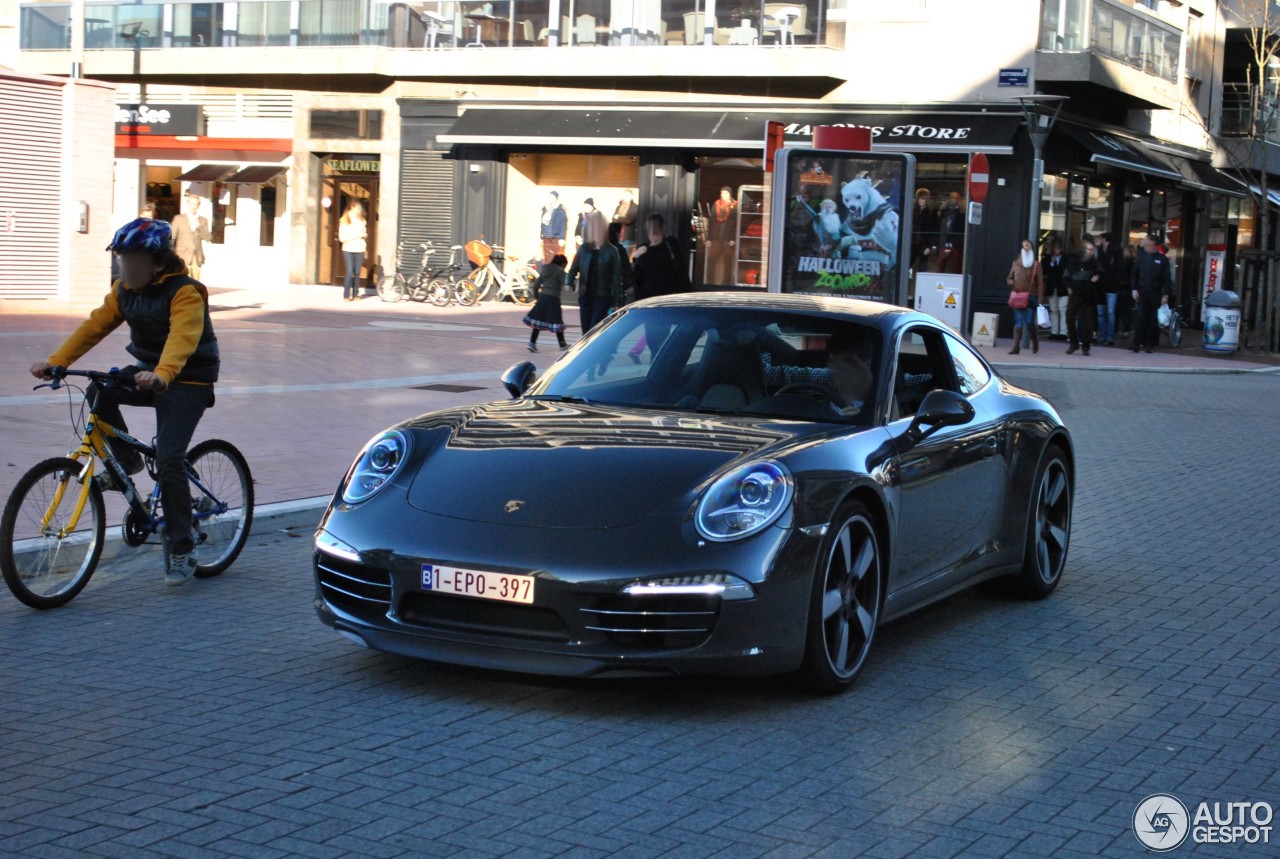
1202, 290, 1242, 353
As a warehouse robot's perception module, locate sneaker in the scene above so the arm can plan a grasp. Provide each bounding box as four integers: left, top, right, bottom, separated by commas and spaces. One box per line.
1065, 345, 1078, 355
527, 342, 538, 353
165, 550, 198, 587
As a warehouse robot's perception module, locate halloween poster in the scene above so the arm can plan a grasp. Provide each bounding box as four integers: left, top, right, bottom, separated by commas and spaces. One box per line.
769, 149, 914, 303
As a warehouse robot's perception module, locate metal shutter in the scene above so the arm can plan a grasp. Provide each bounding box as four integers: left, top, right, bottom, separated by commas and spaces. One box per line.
0, 77, 64, 300
397, 150, 455, 274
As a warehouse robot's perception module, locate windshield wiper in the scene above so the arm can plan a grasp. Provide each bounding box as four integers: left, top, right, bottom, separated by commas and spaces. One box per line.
528, 394, 594, 405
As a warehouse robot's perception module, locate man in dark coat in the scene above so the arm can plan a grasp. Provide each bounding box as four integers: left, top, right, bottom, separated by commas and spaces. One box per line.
1130, 234, 1173, 353
1064, 241, 1101, 356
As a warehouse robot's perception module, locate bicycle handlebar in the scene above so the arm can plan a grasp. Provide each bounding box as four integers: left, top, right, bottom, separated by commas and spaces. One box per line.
37, 366, 161, 392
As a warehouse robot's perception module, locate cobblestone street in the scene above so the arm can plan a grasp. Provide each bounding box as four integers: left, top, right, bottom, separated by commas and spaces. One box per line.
1, 292, 1279, 857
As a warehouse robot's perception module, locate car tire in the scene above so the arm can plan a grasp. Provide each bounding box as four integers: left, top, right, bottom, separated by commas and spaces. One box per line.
1009, 445, 1072, 600
797, 501, 883, 695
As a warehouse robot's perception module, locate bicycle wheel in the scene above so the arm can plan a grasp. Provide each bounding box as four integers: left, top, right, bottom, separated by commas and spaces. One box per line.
376, 274, 404, 303
426, 277, 454, 307
454, 278, 479, 307
407, 276, 429, 303
186, 439, 254, 578
0, 457, 105, 609
472, 270, 495, 302
510, 266, 538, 305
1170, 317, 1183, 348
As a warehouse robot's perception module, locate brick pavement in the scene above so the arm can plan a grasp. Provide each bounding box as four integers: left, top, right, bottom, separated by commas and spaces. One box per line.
1, 356, 1279, 856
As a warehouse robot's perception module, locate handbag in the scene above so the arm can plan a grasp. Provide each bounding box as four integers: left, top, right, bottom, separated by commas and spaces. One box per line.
1036, 305, 1051, 329
1008, 290, 1030, 310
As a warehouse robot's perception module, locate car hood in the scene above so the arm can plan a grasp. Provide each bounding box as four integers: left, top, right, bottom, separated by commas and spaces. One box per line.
402, 399, 823, 529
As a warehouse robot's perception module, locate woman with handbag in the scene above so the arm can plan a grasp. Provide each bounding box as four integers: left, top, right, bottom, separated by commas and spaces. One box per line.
1007, 238, 1044, 354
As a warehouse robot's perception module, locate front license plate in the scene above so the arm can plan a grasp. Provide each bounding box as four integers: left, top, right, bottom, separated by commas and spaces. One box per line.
421, 563, 535, 604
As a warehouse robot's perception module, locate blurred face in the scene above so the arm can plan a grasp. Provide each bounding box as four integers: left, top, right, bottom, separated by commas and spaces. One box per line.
720, 189, 732, 203
1021, 240, 1034, 252
118, 251, 162, 291
188, 197, 200, 214
828, 347, 873, 404
1142, 238, 1157, 253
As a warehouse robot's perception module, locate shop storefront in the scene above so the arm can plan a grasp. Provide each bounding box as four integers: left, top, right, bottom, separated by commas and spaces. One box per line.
113, 103, 292, 285
1039, 123, 1246, 326
317, 154, 381, 287
425, 104, 1028, 317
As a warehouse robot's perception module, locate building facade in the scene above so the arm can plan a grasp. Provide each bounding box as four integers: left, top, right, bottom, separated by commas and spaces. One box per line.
14, 0, 1251, 331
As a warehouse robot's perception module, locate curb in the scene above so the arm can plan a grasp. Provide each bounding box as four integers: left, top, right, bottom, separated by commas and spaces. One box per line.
94, 495, 330, 563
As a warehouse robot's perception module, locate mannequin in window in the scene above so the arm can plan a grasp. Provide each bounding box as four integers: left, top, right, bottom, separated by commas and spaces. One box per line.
935, 191, 965, 274
707, 186, 737, 284
539, 191, 567, 264
910, 188, 938, 273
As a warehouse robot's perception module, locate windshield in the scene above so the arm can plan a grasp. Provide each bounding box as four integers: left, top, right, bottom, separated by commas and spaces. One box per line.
529, 306, 883, 424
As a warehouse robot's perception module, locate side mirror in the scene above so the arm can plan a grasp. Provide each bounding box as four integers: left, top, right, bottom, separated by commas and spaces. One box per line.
905, 389, 975, 444
501, 361, 537, 399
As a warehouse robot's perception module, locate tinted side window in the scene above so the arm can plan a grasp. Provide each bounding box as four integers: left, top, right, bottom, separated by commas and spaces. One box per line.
890, 326, 955, 420
944, 334, 991, 396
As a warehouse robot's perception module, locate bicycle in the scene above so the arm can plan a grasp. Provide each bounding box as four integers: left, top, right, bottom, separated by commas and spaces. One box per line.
1, 367, 254, 609
1159, 302, 1184, 348
460, 244, 537, 305
424, 245, 479, 307
376, 243, 409, 302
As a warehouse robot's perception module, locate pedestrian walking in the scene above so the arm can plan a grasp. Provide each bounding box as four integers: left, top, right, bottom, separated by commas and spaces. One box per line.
567, 210, 624, 335
1006, 238, 1044, 355
171, 194, 210, 281
607, 220, 635, 301
1095, 232, 1120, 345
1064, 241, 1101, 356
1116, 243, 1136, 338
1130, 234, 1173, 354
1042, 240, 1068, 339
523, 254, 569, 352
627, 213, 690, 362
337, 201, 368, 302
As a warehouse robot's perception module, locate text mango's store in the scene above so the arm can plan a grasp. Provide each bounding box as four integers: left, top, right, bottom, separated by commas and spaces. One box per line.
425, 105, 1029, 316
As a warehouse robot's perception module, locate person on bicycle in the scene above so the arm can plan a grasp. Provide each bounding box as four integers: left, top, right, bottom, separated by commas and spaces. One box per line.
29, 217, 220, 587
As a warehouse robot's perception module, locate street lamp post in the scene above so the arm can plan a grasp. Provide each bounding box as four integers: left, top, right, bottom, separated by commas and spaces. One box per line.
1014, 95, 1069, 246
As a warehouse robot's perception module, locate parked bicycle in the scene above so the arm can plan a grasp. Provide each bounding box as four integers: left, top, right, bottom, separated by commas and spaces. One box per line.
1, 367, 254, 609
425, 245, 479, 307
460, 241, 537, 305
376, 241, 473, 304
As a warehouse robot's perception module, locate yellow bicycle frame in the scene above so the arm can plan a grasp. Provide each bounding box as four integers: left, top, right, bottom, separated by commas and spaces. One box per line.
39, 413, 122, 537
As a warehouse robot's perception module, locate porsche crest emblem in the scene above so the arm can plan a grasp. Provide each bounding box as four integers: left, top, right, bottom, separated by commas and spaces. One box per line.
504, 500, 525, 513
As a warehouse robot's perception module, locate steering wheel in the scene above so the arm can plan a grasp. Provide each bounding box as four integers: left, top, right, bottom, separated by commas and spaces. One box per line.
774, 382, 841, 406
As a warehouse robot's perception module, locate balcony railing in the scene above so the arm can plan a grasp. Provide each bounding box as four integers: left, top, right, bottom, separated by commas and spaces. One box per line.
1039, 0, 1181, 83
19, 0, 839, 50
1222, 82, 1280, 140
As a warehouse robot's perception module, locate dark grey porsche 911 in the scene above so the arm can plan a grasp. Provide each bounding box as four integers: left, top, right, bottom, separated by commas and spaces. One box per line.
314, 294, 1073, 692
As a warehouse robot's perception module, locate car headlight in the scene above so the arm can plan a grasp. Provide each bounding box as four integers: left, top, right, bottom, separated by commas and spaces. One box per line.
342, 430, 410, 504
694, 460, 793, 542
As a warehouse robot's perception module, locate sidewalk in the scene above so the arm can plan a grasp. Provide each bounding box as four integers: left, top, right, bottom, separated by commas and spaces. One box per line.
978, 330, 1280, 374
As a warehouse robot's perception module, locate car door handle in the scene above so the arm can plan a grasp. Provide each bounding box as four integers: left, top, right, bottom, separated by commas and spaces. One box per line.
982, 437, 999, 459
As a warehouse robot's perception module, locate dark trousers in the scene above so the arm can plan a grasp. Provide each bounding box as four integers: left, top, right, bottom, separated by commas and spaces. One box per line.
90, 381, 215, 555
1065, 293, 1094, 350
342, 251, 364, 299
579, 295, 612, 335
1133, 296, 1160, 350
1116, 289, 1134, 334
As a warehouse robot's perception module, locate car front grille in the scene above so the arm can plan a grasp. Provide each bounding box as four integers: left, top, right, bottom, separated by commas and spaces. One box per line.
316, 553, 392, 620
581, 595, 721, 649
398, 592, 572, 643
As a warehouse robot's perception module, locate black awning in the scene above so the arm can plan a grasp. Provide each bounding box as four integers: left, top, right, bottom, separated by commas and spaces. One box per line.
176, 164, 238, 182
1165, 156, 1247, 198
223, 165, 287, 184
438, 109, 1022, 154
1062, 125, 1182, 181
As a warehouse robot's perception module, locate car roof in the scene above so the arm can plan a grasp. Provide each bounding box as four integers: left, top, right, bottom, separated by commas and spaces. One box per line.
634, 292, 921, 328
